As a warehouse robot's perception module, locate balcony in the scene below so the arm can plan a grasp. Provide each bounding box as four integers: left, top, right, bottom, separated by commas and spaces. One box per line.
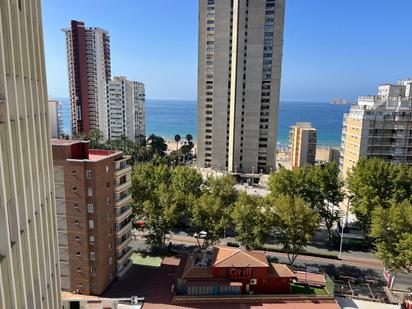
116, 221, 133, 237
115, 191, 132, 207
114, 179, 132, 193
115, 206, 133, 223
116, 259, 132, 278
116, 233, 132, 251
117, 246, 133, 266
114, 158, 132, 177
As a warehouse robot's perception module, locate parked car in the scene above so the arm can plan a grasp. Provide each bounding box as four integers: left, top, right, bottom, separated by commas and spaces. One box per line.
133, 219, 145, 229
193, 231, 207, 239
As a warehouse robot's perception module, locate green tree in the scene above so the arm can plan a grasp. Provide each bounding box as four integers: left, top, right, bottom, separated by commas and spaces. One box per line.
270, 195, 319, 266
174, 134, 181, 149
203, 175, 238, 207
232, 193, 266, 249
88, 129, 104, 149
305, 163, 344, 240
268, 167, 306, 198
191, 193, 230, 248
147, 134, 167, 156
347, 158, 412, 232
371, 200, 412, 275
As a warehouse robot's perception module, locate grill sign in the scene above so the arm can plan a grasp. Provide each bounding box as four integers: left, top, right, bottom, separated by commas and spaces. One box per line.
229, 268, 252, 280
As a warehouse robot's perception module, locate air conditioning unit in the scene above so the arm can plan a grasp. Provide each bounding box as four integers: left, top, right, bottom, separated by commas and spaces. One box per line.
250, 279, 257, 285
130, 296, 138, 304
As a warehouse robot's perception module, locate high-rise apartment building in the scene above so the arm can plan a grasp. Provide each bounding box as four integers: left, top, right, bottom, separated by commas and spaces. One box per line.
340, 79, 412, 176
106, 76, 146, 143
0, 0, 61, 308
52, 140, 133, 295
197, 0, 285, 173
289, 122, 317, 168
63, 20, 111, 137
49, 98, 63, 138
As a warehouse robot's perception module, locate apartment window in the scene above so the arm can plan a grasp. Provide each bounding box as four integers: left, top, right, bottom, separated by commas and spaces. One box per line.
89, 220, 94, 229
87, 204, 94, 213
74, 220, 80, 226
91, 283, 97, 291
76, 252, 80, 256
89, 235, 95, 245
106, 165, 109, 173
75, 236, 80, 241
72, 186, 77, 192
74, 203, 79, 209
108, 243, 112, 250
86, 169, 92, 179
71, 169, 77, 175
91, 267, 96, 277
88, 188, 93, 196
77, 267, 81, 272
106, 197, 111, 206
107, 182, 110, 188
90, 252, 96, 261
109, 257, 113, 265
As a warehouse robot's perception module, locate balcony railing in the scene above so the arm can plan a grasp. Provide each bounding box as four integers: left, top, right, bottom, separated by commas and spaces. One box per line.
114, 179, 131, 193
116, 232, 132, 251
116, 221, 133, 237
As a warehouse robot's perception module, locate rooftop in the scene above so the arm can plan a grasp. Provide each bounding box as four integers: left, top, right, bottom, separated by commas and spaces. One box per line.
212, 246, 269, 268
51, 138, 88, 146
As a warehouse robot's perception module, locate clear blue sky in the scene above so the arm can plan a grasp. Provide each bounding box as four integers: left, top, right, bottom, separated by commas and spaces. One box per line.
42, 0, 412, 102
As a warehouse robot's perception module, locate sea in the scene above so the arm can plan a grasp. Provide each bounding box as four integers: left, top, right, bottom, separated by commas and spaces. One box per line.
59, 99, 351, 147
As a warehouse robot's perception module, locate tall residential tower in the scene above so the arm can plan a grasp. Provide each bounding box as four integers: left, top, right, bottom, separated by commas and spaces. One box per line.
289, 122, 317, 168
197, 0, 285, 173
63, 20, 111, 137
0, 0, 61, 307
340, 79, 412, 176
106, 76, 146, 143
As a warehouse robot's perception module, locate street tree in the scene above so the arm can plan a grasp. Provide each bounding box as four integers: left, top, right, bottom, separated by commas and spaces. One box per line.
185, 133, 193, 145
232, 193, 266, 250
305, 163, 344, 240
203, 175, 238, 208
270, 195, 319, 266
191, 193, 230, 248
371, 200, 412, 277
347, 158, 412, 233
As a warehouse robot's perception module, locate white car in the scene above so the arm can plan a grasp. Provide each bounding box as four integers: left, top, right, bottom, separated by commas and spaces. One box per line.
193, 231, 207, 239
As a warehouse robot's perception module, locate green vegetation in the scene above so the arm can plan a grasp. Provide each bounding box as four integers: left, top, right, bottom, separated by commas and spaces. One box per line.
291, 284, 327, 295
268, 163, 343, 240
130, 252, 162, 267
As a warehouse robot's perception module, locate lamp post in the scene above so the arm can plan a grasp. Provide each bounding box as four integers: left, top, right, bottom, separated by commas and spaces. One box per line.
338, 198, 350, 259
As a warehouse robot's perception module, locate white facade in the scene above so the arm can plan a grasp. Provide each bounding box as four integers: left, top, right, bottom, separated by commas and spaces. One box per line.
106, 76, 145, 143
197, 0, 285, 173
340, 79, 412, 175
0, 0, 61, 308
48, 98, 63, 138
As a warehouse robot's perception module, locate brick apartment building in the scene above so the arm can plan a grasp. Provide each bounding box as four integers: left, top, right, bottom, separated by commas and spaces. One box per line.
52, 140, 133, 295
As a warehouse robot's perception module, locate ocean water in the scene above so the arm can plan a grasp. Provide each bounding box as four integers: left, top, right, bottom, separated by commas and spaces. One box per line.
60, 99, 351, 146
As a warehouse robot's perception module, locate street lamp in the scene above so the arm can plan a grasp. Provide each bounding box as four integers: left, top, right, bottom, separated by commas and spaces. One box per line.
338, 198, 350, 259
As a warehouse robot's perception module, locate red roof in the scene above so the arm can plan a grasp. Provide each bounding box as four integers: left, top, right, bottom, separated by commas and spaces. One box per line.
212, 247, 269, 268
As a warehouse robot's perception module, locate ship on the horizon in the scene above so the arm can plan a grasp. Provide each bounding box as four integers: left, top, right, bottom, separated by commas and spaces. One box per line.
330, 98, 354, 105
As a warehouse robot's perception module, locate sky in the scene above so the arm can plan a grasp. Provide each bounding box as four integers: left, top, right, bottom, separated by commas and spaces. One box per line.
42, 0, 412, 102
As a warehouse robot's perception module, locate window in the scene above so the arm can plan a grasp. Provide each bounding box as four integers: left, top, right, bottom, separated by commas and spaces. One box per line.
72, 186, 77, 192
74, 220, 80, 226
108, 243, 112, 250
106, 165, 109, 173
86, 170, 92, 179
89, 235, 95, 245
88, 188, 93, 197
71, 169, 77, 175
106, 182, 110, 188
74, 203, 79, 209
91, 283, 97, 291
77, 267, 81, 272
87, 204, 94, 213
106, 197, 111, 206
109, 257, 113, 265
75, 236, 80, 241
89, 220, 94, 229
76, 252, 80, 256
91, 267, 96, 277
90, 252, 96, 261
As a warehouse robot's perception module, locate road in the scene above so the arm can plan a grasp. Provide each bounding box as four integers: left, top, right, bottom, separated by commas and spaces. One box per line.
131, 230, 412, 294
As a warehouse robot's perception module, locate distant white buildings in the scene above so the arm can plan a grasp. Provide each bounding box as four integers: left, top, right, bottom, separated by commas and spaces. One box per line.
48, 98, 63, 138
340, 78, 412, 176
106, 76, 145, 143
63, 20, 145, 143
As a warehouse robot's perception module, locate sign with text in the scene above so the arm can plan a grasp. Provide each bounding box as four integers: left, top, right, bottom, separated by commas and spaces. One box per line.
229, 268, 252, 281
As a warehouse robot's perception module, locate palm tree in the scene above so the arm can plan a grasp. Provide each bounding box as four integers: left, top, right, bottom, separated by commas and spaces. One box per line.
185, 133, 193, 145
174, 134, 181, 150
